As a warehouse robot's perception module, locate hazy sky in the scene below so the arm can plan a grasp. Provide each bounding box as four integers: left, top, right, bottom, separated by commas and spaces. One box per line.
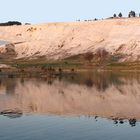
1, 0, 140, 23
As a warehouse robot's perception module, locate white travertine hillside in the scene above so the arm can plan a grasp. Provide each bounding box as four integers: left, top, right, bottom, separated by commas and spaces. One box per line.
0, 18, 140, 61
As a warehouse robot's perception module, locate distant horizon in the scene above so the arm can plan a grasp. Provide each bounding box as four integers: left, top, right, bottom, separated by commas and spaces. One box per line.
0, 12, 140, 24
1, 12, 140, 24
0, 0, 140, 24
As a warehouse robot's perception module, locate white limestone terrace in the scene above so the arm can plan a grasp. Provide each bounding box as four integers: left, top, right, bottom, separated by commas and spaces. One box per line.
0, 18, 140, 61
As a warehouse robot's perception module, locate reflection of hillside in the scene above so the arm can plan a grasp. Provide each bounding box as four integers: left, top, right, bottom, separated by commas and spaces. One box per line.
61, 72, 140, 91
0, 78, 17, 95
0, 74, 140, 120
0, 109, 23, 119
0, 79, 6, 95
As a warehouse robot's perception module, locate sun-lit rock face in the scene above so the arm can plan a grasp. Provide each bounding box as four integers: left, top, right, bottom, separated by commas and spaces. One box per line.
0, 18, 140, 61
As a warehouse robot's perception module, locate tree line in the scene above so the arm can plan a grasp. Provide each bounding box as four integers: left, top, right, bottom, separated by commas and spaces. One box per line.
0, 21, 22, 26
113, 11, 140, 18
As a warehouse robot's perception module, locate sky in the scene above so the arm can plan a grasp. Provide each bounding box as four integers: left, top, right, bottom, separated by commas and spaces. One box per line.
0, 0, 140, 23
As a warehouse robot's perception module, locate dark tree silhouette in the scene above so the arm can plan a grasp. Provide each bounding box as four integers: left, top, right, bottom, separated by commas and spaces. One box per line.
85, 78, 93, 87
129, 11, 136, 17
0, 21, 22, 26
118, 12, 122, 18
113, 14, 117, 18
129, 119, 137, 127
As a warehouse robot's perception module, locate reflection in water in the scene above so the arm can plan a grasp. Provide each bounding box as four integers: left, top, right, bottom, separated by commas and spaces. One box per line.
129, 119, 137, 127
0, 72, 140, 122
1, 72, 140, 140
112, 118, 137, 127
0, 109, 23, 119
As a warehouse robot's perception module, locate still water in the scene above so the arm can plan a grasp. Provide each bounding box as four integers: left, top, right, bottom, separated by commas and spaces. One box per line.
0, 72, 140, 140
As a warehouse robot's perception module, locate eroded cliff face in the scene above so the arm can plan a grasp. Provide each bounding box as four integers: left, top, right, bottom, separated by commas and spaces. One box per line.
0, 18, 140, 61
0, 43, 17, 59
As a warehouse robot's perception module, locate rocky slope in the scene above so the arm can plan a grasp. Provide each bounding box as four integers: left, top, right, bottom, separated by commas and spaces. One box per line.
0, 18, 140, 61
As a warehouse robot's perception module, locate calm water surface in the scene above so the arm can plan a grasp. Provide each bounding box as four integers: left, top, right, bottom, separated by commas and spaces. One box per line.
0, 72, 140, 140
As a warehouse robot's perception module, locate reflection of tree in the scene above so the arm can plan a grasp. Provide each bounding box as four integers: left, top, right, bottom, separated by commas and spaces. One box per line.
119, 119, 124, 124
129, 119, 137, 127
0, 78, 17, 95
6, 80, 17, 95
85, 79, 93, 87
58, 75, 63, 81
48, 80, 53, 85
113, 118, 137, 127
43, 77, 55, 85
59, 72, 140, 92
114, 119, 118, 124
113, 118, 124, 124
0, 109, 23, 119
95, 74, 109, 91
3, 113, 23, 119
20, 78, 25, 84
63, 72, 125, 92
